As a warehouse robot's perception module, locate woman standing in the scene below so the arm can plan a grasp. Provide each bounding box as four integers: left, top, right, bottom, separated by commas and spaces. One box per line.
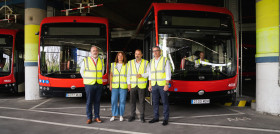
110, 52, 128, 121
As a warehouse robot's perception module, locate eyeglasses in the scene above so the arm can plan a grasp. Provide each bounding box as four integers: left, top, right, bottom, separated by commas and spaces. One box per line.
152, 50, 160, 52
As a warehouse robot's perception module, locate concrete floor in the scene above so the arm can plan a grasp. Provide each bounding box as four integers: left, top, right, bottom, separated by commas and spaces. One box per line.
0, 93, 280, 134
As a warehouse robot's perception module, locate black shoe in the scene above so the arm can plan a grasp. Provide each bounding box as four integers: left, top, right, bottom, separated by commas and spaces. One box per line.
140, 118, 145, 123
128, 116, 135, 122
162, 120, 168, 126
149, 118, 159, 123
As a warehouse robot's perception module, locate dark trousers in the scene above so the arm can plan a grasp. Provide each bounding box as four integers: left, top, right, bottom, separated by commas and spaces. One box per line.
130, 86, 146, 118
85, 84, 102, 120
152, 84, 169, 120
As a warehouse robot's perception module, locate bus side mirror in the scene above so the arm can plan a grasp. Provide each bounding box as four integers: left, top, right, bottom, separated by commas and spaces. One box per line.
35, 32, 39, 35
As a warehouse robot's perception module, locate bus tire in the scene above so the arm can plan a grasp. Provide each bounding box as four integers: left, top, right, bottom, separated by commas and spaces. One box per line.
11, 85, 19, 95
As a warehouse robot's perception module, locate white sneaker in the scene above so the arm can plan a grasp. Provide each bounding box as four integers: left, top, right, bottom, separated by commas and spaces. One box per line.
110, 116, 115, 122
120, 116, 124, 121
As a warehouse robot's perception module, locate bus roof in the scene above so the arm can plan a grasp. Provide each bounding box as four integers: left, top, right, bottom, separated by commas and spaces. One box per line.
40, 16, 109, 26
152, 3, 232, 15
136, 3, 234, 33
0, 29, 19, 36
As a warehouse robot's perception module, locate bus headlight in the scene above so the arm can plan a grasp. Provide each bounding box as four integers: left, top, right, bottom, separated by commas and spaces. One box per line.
5, 84, 8, 87
40, 86, 50, 91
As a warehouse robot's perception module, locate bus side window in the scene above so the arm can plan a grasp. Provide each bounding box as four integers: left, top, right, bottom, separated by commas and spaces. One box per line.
142, 8, 155, 60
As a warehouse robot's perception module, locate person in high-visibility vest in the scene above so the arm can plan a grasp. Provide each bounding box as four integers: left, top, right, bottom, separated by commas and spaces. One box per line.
148, 46, 171, 126
80, 45, 104, 124
109, 51, 128, 122
127, 49, 149, 123
195, 51, 209, 67
180, 55, 197, 70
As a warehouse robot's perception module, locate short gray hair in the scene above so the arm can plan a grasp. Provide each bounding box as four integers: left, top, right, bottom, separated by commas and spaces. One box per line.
152, 46, 160, 50
90, 45, 99, 51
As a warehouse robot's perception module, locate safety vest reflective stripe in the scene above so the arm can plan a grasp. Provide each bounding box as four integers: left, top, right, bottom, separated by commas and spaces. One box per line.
111, 62, 128, 89
85, 70, 102, 72
151, 57, 167, 86
112, 82, 127, 84
83, 57, 103, 85
150, 70, 165, 73
113, 74, 127, 76
86, 57, 89, 70
129, 59, 148, 89
150, 78, 166, 81
196, 59, 209, 65
130, 81, 147, 84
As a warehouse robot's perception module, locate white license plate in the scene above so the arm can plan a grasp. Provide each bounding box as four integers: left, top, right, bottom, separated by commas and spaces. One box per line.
191, 99, 210, 104
66, 93, 82, 97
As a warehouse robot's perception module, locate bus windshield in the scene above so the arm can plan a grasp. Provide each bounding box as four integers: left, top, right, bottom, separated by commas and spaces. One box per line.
158, 11, 237, 81
0, 35, 13, 76
40, 23, 107, 78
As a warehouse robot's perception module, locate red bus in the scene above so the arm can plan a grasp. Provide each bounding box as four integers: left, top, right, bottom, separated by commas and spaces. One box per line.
38, 16, 109, 97
0, 29, 24, 94
137, 3, 238, 104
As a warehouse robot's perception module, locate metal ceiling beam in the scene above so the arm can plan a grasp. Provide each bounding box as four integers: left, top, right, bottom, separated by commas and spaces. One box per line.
0, 0, 24, 7
92, 6, 134, 29
0, 0, 65, 10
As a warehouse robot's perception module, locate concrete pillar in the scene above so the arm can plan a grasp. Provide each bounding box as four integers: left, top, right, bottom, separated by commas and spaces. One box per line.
24, 0, 46, 100
256, 0, 280, 114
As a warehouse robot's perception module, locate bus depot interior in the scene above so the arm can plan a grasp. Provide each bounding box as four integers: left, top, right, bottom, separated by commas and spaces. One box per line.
0, 0, 257, 105
1, 0, 280, 134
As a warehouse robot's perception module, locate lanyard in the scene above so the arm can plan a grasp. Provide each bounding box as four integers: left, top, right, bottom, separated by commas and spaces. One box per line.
91, 57, 97, 66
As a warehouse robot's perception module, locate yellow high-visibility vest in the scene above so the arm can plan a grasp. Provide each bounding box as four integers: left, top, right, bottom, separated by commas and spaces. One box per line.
150, 57, 167, 86
83, 57, 103, 85
128, 59, 148, 89
111, 62, 128, 89
196, 59, 209, 66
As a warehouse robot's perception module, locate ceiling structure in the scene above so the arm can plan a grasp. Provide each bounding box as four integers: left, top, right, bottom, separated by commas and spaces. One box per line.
60, 0, 225, 30
0, 0, 227, 30
0, 0, 256, 60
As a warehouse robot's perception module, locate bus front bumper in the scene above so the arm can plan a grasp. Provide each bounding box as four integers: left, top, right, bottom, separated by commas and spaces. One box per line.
39, 86, 86, 97
0, 83, 17, 93
168, 89, 236, 103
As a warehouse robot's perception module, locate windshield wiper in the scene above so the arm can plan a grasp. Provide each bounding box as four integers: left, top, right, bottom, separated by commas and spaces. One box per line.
168, 46, 189, 54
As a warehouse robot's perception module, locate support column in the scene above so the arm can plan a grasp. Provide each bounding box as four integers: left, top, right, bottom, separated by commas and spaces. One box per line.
256, 0, 280, 114
25, 0, 46, 100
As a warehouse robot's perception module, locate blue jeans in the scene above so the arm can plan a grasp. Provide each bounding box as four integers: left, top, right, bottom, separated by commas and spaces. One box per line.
111, 88, 127, 116
85, 84, 102, 120
152, 85, 169, 120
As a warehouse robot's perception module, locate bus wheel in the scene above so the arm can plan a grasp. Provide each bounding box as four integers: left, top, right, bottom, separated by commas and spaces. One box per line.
231, 93, 237, 102
102, 85, 111, 101
11, 85, 19, 95
223, 93, 236, 103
